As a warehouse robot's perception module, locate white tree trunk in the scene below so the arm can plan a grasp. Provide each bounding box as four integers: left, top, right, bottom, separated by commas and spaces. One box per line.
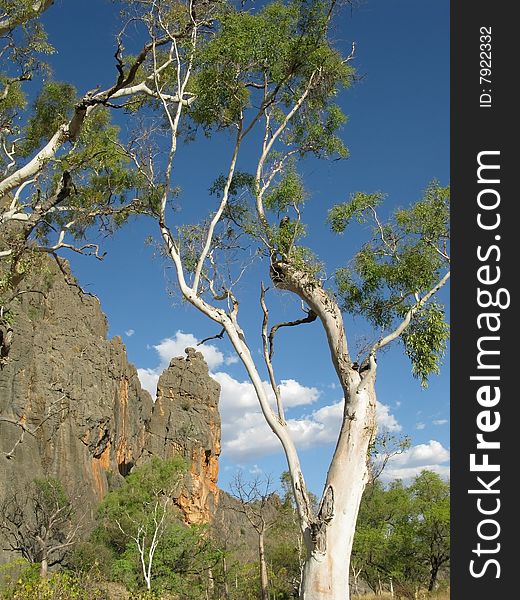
300, 384, 376, 600
161, 254, 381, 600
259, 527, 269, 600
39, 556, 48, 579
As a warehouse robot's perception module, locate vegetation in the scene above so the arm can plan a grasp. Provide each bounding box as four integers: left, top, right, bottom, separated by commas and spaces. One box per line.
88, 458, 222, 597
353, 472, 450, 598
0, 478, 83, 578
0, 468, 449, 599
0, 1, 449, 598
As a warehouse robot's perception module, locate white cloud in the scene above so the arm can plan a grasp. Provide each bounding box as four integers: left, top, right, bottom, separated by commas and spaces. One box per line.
137, 330, 236, 396
225, 355, 240, 366
214, 371, 324, 458
137, 332, 402, 462
196, 368, 328, 458
377, 402, 402, 432
415, 422, 426, 430
384, 464, 450, 481
218, 380, 401, 460
137, 367, 161, 397
433, 419, 448, 426
154, 332, 225, 371
390, 440, 450, 467
380, 440, 450, 482
279, 379, 321, 408
125, 329, 135, 337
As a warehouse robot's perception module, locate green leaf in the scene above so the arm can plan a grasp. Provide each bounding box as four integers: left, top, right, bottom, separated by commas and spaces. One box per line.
401, 303, 450, 387
333, 182, 450, 382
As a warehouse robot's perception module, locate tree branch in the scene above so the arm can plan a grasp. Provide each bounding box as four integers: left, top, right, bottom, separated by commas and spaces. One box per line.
255, 70, 318, 227
260, 284, 285, 423
0, 0, 55, 37
371, 270, 451, 354
192, 124, 243, 294
268, 306, 317, 361
197, 328, 225, 346
0, 28, 188, 197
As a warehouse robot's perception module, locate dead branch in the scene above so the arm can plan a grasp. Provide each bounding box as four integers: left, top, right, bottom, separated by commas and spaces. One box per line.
197, 328, 225, 346
268, 308, 317, 361
1, 396, 68, 459
260, 284, 285, 423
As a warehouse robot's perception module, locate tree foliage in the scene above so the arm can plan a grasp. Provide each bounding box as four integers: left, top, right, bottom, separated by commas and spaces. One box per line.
95, 458, 221, 596
332, 182, 450, 385
353, 470, 450, 597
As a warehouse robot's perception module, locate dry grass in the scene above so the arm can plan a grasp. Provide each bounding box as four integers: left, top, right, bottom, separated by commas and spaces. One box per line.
352, 591, 450, 600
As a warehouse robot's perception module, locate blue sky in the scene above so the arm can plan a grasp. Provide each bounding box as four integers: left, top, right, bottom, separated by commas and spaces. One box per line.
41, 0, 450, 496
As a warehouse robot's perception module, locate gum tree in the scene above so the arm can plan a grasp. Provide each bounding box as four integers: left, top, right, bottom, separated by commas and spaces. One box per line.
0, 0, 196, 361
111, 1, 450, 598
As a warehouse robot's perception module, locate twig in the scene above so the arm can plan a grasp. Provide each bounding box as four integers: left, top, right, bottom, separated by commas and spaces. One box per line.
268, 309, 317, 361
198, 328, 225, 346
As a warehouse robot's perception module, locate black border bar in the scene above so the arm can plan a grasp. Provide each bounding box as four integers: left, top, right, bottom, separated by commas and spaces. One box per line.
451, 2, 515, 596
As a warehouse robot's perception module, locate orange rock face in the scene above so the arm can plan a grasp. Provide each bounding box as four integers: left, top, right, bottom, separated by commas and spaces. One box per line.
0, 259, 155, 565
141, 348, 222, 524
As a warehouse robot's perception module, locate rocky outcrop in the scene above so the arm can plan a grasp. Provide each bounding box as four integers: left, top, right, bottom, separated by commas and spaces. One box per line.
0, 257, 221, 562
142, 347, 221, 524
0, 258, 152, 521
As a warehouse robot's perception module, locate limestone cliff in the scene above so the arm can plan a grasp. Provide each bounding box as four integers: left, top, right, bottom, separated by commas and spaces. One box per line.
0, 258, 221, 560
0, 258, 150, 509
141, 347, 221, 524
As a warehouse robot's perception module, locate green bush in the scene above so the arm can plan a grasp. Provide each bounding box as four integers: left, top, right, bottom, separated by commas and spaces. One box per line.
1, 570, 108, 600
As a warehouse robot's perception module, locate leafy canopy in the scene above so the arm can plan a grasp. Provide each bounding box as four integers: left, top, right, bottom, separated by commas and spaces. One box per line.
353, 470, 450, 594
331, 182, 450, 385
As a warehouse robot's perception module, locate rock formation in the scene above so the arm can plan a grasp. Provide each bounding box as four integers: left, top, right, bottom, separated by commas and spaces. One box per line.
141, 347, 221, 524
0, 257, 221, 562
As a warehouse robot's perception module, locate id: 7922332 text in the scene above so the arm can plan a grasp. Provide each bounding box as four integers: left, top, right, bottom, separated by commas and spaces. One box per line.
480, 26, 492, 108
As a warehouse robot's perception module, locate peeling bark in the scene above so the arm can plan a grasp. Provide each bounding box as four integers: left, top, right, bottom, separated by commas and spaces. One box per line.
301, 382, 377, 600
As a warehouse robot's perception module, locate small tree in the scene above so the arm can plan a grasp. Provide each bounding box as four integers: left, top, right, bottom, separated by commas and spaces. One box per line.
409, 471, 450, 592
97, 457, 186, 591
229, 473, 281, 600
0, 477, 83, 577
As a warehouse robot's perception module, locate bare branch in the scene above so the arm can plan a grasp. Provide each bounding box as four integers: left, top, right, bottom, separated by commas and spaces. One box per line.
197, 327, 225, 346
343, 40, 356, 63
192, 125, 243, 294
1, 398, 68, 460
260, 284, 285, 423
268, 307, 317, 362
255, 70, 319, 227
